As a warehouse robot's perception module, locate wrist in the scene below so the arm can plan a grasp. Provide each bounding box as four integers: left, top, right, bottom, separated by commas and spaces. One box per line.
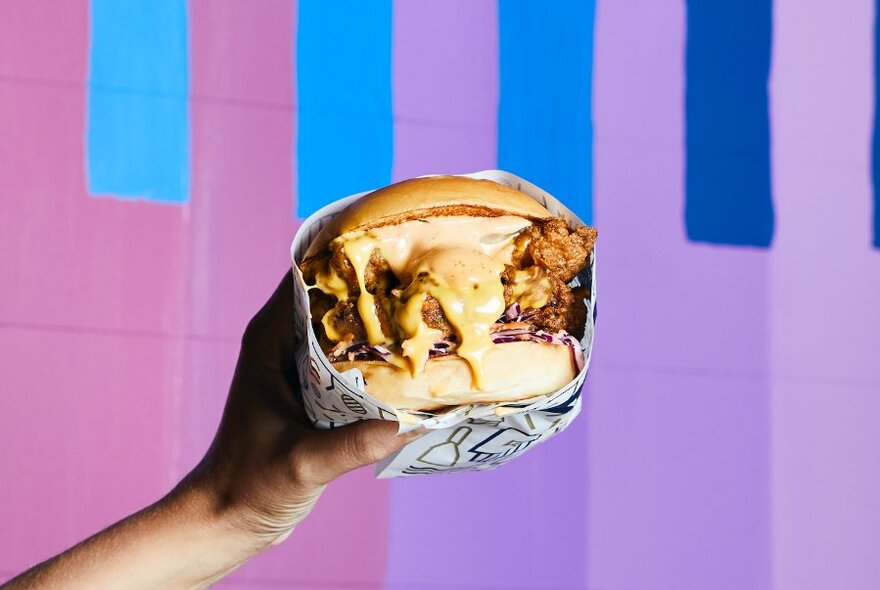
168, 472, 276, 551
152, 476, 273, 588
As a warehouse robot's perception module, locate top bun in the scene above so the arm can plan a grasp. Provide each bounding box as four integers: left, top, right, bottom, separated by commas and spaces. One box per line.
304, 176, 552, 259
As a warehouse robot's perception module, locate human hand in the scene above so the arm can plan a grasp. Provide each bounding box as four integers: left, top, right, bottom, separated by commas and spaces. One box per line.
184, 270, 421, 546
1, 270, 419, 590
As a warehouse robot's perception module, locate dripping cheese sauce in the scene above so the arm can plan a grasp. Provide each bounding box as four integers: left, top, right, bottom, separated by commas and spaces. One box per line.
311, 215, 552, 389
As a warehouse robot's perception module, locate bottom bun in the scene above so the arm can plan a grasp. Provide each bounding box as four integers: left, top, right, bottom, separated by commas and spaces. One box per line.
333, 341, 576, 411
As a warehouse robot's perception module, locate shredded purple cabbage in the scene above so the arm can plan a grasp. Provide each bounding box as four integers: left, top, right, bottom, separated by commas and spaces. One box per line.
498, 302, 538, 324
326, 301, 585, 373
490, 328, 585, 373
329, 327, 584, 374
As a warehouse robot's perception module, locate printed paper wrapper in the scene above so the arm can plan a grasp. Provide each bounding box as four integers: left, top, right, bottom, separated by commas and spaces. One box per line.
290, 170, 596, 478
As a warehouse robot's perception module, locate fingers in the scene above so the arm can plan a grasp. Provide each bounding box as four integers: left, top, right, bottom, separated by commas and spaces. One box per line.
294, 421, 425, 485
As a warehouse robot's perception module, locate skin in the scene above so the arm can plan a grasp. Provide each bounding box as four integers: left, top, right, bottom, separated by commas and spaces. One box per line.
1, 272, 423, 590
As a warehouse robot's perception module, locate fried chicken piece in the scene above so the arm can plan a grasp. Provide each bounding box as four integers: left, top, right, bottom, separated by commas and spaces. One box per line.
364, 250, 397, 293
327, 240, 359, 294
300, 254, 328, 286
324, 241, 399, 295
309, 216, 596, 349
530, 277, 587, 339
322, 299, 367, 342
501, 265, 517, 308
421, 294, 456, 339
373, 290, 399, 340
308, 289, 335, 323
513, 217, 597, 282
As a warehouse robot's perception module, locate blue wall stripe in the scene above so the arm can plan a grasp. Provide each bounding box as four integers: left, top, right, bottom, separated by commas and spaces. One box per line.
498, 0, 596, 225
873, 0, 880, 249
296, 0, 393, 217
86, 1, 190, 204
685, 0, 774, 247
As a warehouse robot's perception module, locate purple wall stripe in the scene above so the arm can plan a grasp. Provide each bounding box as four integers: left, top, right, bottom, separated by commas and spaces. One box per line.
590, 1, 771, 587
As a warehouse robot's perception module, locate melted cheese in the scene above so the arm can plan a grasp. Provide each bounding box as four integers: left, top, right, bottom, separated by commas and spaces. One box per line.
343, 234, 388, 345
510, 266, 554, 309
321, 309, 345, 342
408, 249, 506, 388
312, 265, 349, 301
395, 289, 443, 376
306, 265, 350, 342
326, 215, 533, 388
364, 216, 530, 281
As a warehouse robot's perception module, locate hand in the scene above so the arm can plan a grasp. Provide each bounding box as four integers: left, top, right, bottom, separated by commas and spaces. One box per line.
184, 270, 421, 545
2, 271, 420, 590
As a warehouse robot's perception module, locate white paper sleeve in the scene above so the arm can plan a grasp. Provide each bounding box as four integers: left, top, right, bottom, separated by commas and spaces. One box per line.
290, 170, 596, 478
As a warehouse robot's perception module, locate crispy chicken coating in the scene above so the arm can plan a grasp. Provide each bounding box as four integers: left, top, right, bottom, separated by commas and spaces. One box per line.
303, 216, 596, 349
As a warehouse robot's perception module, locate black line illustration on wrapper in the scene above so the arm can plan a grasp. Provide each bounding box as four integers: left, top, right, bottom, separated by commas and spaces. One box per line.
467, 427, 540, 463
402, 453, 515, 475
466, 416, 504, 427
308, 356, 322, 397
401, 464, 480, 476
341, 393, 367, 415
313, 397, 346, 419
416, 426, 472, 467
378, 407, 396, 421
543, 384, 580, 415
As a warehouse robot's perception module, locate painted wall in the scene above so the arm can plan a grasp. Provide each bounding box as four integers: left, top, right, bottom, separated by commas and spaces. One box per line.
1, 1, 878, 589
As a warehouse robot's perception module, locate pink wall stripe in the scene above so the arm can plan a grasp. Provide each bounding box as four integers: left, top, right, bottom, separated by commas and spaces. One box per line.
0, 0, 184, 576
186, 2, 392, 587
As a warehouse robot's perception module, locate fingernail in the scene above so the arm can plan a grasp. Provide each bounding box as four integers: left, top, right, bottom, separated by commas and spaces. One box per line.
398, 425, 428, 440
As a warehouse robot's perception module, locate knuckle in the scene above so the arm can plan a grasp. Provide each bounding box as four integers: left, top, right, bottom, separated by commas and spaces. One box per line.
287, 440, 321, 486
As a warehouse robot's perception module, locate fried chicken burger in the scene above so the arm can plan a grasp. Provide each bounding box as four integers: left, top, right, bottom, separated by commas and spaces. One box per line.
299, 176, 597, 411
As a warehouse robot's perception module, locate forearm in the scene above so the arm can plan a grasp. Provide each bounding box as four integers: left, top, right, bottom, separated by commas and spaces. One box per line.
2, 481, 267, 590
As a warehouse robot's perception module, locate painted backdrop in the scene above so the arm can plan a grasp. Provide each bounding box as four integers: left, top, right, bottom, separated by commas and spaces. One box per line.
1, 1, 879, 589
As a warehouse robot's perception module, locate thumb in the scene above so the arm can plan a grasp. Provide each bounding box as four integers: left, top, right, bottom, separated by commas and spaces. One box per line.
295, 421, 424, 485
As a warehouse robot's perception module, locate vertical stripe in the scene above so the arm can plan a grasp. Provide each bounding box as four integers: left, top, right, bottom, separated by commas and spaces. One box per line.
292, 2, 394, 586
770, 1, 880, 587
296, 0, 393, 217
0, 0, 186, 575
86, 0, 190, 203
498, 0, 595, 225
390, 0, 498, 181
685, 0, 774, 247
591, 1, 771, 587
385, 1, 502, 588
873, 0, 880, 249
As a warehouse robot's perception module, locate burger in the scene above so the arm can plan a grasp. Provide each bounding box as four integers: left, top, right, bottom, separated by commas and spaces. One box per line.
299, 175, 597, 411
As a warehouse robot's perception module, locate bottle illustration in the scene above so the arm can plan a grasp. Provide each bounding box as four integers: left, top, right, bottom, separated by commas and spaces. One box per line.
416, 426, 472, 467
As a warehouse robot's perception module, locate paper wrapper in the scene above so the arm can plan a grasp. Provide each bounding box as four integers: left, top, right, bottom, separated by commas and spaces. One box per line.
290, 170, 596, 478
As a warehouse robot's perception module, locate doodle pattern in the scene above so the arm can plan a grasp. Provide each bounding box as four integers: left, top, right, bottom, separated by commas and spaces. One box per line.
289, 170, 595, 477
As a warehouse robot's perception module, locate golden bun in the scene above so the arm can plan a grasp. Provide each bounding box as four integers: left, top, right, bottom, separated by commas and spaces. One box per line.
334, 341, 576, 411
304, 175, 552, 259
